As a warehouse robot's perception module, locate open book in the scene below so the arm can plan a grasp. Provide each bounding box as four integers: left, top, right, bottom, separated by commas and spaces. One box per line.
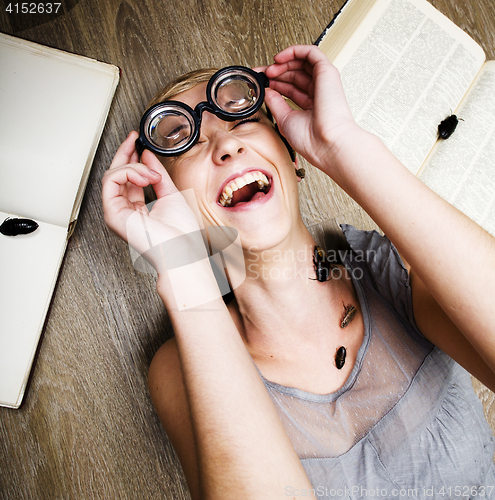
317, 0, 495, 236
0, 33, 119, 409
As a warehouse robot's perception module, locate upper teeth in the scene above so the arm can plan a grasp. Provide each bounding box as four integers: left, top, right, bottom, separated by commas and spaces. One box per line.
219, 171, 270, 207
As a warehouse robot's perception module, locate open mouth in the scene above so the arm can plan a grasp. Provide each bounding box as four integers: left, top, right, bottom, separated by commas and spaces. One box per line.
218, 170, 271, 208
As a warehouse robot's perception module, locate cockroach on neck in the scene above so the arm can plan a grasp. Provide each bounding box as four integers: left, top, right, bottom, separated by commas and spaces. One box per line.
310, 246, 337, 282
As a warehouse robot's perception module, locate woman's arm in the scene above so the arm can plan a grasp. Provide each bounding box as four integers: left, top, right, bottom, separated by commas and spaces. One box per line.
102, 132, 315, 499
264, 45, 495, 375
408, 267, 495, 391
155, 271, 315, 499
332, 131, 495, 371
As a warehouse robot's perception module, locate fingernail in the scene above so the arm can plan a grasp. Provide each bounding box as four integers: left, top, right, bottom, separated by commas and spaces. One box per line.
150, 169, 161, 176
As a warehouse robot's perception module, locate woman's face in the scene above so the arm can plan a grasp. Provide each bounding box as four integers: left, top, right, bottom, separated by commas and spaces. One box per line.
159, 82, 302, 251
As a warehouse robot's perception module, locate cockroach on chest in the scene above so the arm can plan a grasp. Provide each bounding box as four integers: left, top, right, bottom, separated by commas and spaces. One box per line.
335, 346, 346, 370
340, 302, 357, 329
0, 217, 39, 236
438, 114, 461, 139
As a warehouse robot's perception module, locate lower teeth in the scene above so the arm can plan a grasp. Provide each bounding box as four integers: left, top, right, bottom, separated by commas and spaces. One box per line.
220, 180, 270, 207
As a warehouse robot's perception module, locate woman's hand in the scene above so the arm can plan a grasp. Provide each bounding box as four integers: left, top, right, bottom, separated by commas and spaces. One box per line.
257, 45, 362, 171
262, 52, 495, 382
102, 132, 204, 274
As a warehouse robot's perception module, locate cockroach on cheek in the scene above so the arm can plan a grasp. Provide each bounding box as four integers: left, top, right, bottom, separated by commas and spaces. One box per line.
0, 217, 39, 236
335, 346, 346, 369
340, 302, 357, 329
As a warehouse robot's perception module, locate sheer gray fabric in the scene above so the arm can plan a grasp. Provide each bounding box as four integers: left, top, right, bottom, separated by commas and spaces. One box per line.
256, 225, 495, 498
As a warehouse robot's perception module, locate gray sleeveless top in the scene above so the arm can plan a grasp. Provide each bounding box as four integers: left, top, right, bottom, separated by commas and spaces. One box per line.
257, 225, 495, 498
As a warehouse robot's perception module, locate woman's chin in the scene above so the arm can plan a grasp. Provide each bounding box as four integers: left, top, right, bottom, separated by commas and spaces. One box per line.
210, 176, 303, 252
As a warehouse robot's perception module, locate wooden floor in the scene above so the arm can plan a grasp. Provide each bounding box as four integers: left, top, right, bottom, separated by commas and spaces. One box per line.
1, 0, 495, 498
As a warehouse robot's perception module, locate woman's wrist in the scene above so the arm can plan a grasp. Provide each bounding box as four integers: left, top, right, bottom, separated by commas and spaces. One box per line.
156, 260, 224, 312
316, 126, 386, 187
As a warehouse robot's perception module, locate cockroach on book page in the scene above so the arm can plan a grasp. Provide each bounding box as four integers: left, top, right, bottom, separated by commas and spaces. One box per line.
438, 114, 463, 139
0, 217, 39, 236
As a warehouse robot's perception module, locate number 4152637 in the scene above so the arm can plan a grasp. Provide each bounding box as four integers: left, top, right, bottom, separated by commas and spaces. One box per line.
6, 3, 61, 14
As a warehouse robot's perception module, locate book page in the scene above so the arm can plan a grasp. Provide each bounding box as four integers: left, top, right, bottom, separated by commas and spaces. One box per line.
418, 61, 495, 237
0, 212, 68, 408
0, 34, 119, 229
321, 0, 485, 175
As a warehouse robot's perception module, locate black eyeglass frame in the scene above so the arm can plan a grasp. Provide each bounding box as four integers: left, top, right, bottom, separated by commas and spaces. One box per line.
135, 66, 269, 157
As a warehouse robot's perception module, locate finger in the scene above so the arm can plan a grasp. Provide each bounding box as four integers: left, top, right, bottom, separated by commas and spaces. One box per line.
107, 158, 161, 206
254, 46, 321, 76
264, 88, 302, 127
273, 45, 329, 68
140, 149, 179, 199
125, 163, 161, 205
109, 131, 140, 170
269, 68, 314, 96
264, 59, 306, 79
110, 159, 162, 188
264, 64, 315, 100
102, 164, 151, 204
275, 46, 338, 97
252, 65, 269, 74
267, 81, 314, 111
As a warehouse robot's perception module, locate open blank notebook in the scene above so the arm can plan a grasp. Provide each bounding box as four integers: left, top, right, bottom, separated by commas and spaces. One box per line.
0, 33, 119, 409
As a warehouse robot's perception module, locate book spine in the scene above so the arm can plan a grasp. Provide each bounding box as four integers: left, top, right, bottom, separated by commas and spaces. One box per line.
314, 0, 351, 46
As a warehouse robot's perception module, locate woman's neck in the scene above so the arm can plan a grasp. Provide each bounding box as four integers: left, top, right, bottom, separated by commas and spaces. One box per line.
229, 226, 353, 358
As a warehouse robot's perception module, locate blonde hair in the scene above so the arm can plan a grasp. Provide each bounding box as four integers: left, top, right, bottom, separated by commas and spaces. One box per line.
146, 68, 219, 110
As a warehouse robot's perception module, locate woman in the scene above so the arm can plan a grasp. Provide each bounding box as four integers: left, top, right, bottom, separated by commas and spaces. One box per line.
102, 45, 495, 499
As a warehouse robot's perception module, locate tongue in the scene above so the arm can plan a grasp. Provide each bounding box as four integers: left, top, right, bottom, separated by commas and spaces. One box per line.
229, 183, 266, 207
234, 191, 266, 206
251, 191, 266, 201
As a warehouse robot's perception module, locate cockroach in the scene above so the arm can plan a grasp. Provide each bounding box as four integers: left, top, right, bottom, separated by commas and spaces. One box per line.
310, 246, 337, 282
335, 346, 346, 370
0, 217, 39, 236
438, 114, 461, 139
340, 302, 356, 329
313, 246, 329, 282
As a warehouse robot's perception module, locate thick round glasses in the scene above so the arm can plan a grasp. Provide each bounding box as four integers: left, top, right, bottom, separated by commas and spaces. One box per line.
136, 66, 269, 157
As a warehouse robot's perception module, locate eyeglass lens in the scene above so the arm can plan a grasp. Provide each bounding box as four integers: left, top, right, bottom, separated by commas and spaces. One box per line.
213, 77, 258, 113
149, 111, 193, 150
